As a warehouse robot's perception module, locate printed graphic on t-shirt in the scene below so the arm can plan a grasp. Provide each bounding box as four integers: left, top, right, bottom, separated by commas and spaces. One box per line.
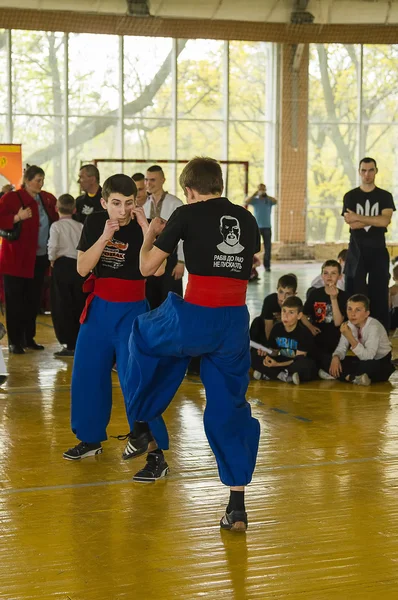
101, 237, 129, 270
356, 199, 379, 232
314, 301, 333, 324
213, 215, 245, 273
275, 336, 298, 358
82, 204, 94, 216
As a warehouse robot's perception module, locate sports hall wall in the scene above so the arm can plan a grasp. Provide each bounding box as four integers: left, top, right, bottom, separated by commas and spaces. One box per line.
1, 7, 398, 260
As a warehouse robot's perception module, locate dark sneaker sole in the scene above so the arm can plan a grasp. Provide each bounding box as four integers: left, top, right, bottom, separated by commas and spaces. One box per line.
63, 447, 103, 461
133, 465, 169, 483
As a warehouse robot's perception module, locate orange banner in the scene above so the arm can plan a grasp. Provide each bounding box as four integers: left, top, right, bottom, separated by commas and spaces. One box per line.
0, 144, 22, 188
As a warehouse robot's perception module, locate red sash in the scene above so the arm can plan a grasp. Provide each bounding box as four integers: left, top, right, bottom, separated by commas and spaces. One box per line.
80, 274, 146, 323
184, 274, 247, 308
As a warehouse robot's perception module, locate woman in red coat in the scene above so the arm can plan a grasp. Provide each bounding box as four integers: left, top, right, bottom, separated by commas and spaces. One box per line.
0, 165, 57, 354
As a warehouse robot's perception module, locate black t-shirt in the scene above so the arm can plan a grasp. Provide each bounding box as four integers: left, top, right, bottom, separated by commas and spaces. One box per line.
260, 292, 281, 322
342, 187, 395, 248
154, 197, 260, 280
304, 288, 348, 353
77, 211, 144, 280
75, 187, 105, 224
268, 321, 316, 359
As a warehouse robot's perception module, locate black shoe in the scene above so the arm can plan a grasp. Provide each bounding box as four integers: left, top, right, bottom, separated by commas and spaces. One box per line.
0, 375, 7, 385
9, 344, 25, 354
26, 341, 44, 350
220, 510, 248, 532
63, 441, 103, 460
133, 452, 169, 482
118, 431, 155, 460
265, 267, 271, 272
54, 348, 75, 357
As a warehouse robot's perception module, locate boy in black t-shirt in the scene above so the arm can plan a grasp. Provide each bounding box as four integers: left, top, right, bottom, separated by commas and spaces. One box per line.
343, 157, 395, 331
250, 273, 297, 345
124, 157, 261, 532
251, 296, 317, 384
302, 260, 348, 370
63, 174, 168, 466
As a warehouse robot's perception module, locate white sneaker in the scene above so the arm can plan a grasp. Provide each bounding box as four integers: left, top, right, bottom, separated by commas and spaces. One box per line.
318, 369, 335, 380
352, 373, 371, 386
277, 370, 292, 383
253, 370, 262, 380
292, 372, 300, 385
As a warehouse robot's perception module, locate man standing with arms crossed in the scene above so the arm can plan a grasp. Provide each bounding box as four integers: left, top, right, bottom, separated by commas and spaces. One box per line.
143, 165, 185, 308
343, 157, 395, 331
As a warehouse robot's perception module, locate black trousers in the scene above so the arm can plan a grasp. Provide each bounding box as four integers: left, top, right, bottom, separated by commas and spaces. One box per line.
51, 257, 86, 349
337, 353, 394, 383
251, 350, 317, 382
4, 254, 49, 346
259, 227, 272, 269
249, 315, 268, 346
345, 245, 390, 331
145, 253, 183, 310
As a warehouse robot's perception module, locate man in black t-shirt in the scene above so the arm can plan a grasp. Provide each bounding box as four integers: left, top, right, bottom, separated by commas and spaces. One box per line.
343, 157, 395, 330
124, 157, 260, 532
75, 164, 105, 224
63, 174, 168, 468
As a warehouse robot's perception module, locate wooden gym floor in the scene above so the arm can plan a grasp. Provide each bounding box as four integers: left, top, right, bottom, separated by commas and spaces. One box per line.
1, 262, 398, 600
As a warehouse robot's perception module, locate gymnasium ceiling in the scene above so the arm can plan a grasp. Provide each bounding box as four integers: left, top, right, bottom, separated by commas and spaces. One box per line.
0, 0, 397, 24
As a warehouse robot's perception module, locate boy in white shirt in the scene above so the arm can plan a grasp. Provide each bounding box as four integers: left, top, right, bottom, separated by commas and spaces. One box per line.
48, 194, 86, 357
319, 294, 394, 386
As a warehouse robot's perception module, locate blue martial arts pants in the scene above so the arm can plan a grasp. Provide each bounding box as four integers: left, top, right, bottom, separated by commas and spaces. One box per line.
71, 296, 169, 446
126, 293, 260, 487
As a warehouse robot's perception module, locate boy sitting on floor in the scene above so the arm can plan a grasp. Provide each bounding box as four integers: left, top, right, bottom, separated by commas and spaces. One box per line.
319, 294, 394, 386
250, 273, 297, 345
251, 296, 317, 385
302, 259, 348, 371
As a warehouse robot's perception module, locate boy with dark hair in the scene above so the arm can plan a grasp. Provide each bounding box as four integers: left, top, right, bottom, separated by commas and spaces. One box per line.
302, 260, 348, 370
250, 273, 297, 345
308, 250, 347, 295
319, 294, 394, 386
125, 156, 261, 532
48, 194, 86, 357
252, 296, 317, 385
63, 174, 166, 461
132, 172, 147, 207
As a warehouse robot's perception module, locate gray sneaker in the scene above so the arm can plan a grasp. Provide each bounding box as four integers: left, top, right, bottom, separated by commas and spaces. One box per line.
277, 370, 292, 383
352, 373, 371, 386
292, 372, 300, 385
318, 369, 335, 381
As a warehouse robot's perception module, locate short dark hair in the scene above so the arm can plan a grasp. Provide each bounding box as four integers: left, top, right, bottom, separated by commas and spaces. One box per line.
147, 165, 164, 177
23, 165, 45, 183
132, 172, 145, 182
393, 264, 398, 279
338, 249, 347, 262
102, 174, 137, 201
321, 259, 342, 275
282, 296, 303, 312
359, 157, 377, 170
348, 294, 370, 311
179, 157, 223, 196
277, 273, 298, 292
80, 164, 100, 183
57, 193, 75, 215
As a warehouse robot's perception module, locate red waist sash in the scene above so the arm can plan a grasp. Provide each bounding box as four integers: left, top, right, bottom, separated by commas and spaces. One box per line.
80, 274, 146, 324
184, 274, 247, 308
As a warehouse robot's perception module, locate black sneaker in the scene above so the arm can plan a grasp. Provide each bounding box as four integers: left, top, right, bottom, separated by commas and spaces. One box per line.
54, 348, 75, 357
133, 452, 169, 483
118, 431, 155, 460
220, 510, 248, 532
25, 341, 44, 350
63, 441, 102, 460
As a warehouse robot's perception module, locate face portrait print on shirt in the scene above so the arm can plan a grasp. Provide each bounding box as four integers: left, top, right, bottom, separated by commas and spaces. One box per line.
213, 215, 245, 273
217, 216, 245, 254
101, 237, 129, 270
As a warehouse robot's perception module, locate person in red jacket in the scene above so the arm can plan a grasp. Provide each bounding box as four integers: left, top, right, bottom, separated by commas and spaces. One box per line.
0, 165, 57, 354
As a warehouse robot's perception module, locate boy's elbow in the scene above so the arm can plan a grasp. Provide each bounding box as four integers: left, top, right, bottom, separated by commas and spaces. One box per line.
77, 263, 88, 277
